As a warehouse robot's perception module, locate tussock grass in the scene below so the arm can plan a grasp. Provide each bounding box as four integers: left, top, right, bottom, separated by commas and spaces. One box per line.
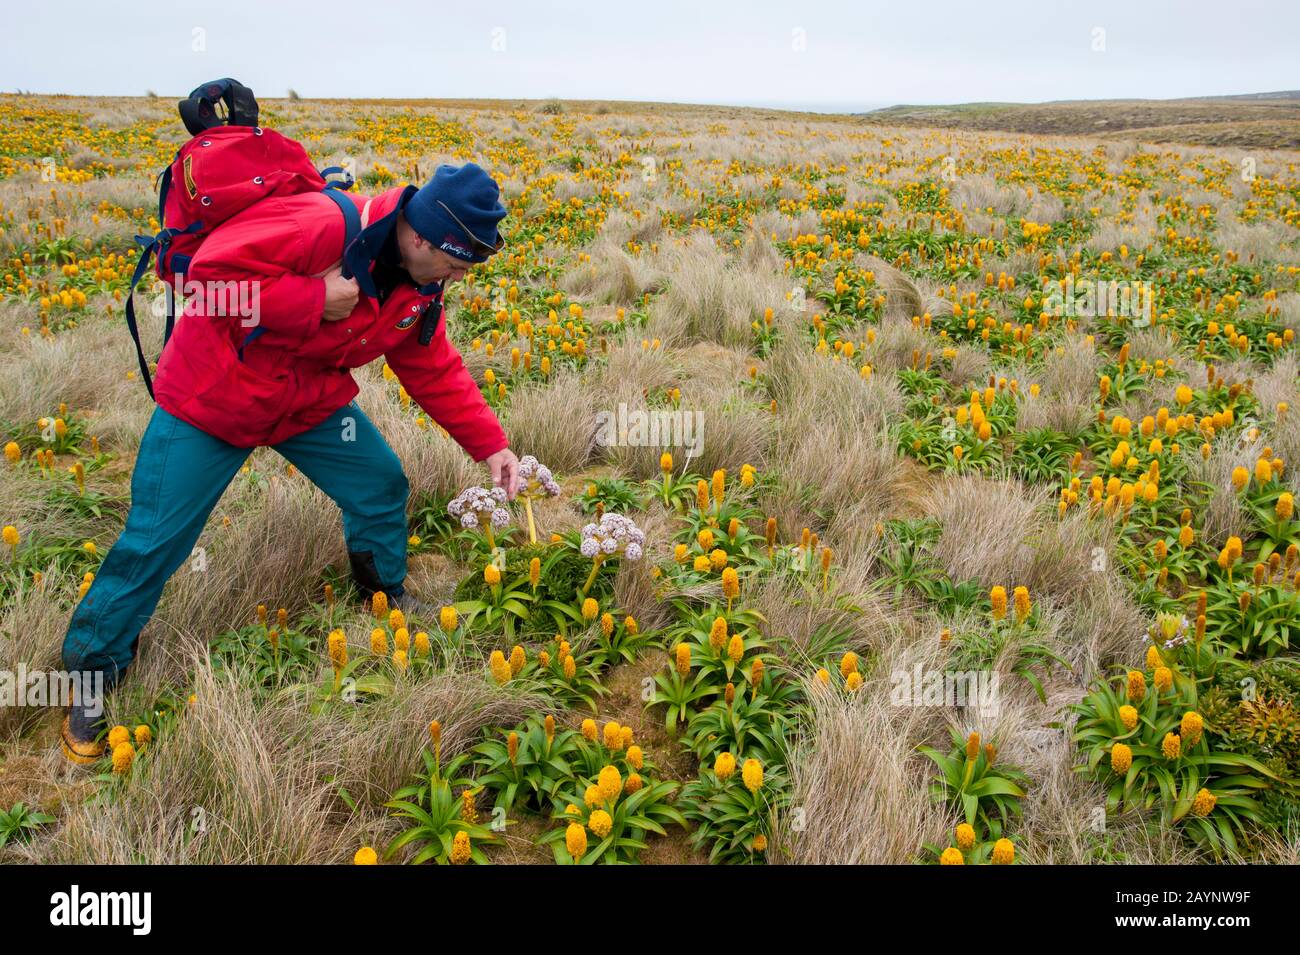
772, 664, 949, 864
929, 476, 1049, 588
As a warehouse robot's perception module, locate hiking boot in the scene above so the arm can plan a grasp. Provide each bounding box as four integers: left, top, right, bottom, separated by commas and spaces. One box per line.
348, 549, 433, 620
61, 682, 108, 765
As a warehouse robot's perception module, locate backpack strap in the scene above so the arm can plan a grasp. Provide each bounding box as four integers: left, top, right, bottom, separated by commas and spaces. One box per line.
125, 215, 202, 400
318, 165, 356, 191
321, 188, 364, 279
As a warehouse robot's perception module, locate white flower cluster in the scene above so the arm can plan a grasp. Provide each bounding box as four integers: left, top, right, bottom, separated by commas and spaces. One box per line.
580, 513, 645, 561
518, 455, 561, 497
447, 485, 510, 530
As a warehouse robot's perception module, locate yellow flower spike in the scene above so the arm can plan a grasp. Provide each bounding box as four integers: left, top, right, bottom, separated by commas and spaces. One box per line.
509, 645, 526, 675
714, 751, 736, 779
722, 567, 740, 607
711, 468, 726, 507
815, 667, 831, 686
845, 671, 863, 692
598, 765, 622, 801
965, 732, 981, 762
111, 741, 135, 774
370, 628, 388, 656
660, 452, 673, 473
709, 617, 728, 652
1109, 741, 1135, 775
619, 725, 634, 749
327, 629, 348, 670
562, 654, 576, 680
450, 830, 471, 864
1012, 585, 1031, 622
1254, 458, 1272, 485
460, 789, 478, 823
589, 809, 613, 839
674, 642, 691, 675
1145, 645, 1162, 670
710, 548, 728, 571
624, 772, 643, 795
1119, 705, 1138, 731
741, 758, 764, 793
484, 564, 502, 587
1161, 732, 1182, 759
566, 822, 588, 860
695, 480, 709, 512
1153, 666, 1173, 694
939, 847, 964, 865
955, 823, 976, 851
840, 652, 859, 677
602, 721, 622, 749
1191, 788, 1217, 817
627, 744, 644, 770
990, 838, 1015, 865
581, 718, 597, 741
489, 650, 511, 685
1126, 670, 1146, 702
581, 597, 599, 621
990, 586, 1007, 621
371, 590, 388, 619
354, 846, 378, 865
1181, 711, 1204, 746
108, 725, 130, 750
727, 633, 745, 663
414, 631, 430, 656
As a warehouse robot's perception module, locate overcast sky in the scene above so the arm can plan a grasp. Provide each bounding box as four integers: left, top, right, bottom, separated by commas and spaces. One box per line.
2, 0, 1295, 112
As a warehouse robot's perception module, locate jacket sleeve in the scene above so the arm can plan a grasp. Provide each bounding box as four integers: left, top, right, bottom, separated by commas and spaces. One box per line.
185, 204, 326, 339
385, 314, 509, 462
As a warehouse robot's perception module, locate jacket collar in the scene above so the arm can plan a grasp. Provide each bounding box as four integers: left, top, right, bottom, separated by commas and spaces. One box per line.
344, 185, 444, 300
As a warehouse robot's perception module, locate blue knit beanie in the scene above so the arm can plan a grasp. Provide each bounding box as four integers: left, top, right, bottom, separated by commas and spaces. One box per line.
403, 162, 507, 263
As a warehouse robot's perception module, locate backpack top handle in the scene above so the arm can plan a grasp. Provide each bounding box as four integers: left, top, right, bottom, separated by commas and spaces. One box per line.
178, 78, 259, 137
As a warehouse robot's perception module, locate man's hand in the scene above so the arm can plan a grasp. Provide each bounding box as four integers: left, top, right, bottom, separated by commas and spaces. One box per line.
485, 448, 520, 500
321, 264, 359, 322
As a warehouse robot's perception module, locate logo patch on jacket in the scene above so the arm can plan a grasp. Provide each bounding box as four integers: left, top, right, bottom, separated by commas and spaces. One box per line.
182, 154, 198, 199
395, 302, 428, 330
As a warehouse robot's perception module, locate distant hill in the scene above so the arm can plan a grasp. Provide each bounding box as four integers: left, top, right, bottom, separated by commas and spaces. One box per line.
859, 93, 1300, 149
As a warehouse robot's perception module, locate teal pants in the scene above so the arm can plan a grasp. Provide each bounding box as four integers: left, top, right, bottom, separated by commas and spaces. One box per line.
62, 401, 410, 684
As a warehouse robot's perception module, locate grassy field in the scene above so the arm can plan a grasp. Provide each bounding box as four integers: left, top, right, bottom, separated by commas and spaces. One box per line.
863, 92, 1300, 149
1, 93, 1299, 865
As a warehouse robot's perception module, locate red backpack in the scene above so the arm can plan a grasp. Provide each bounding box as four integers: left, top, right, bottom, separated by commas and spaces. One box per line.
127, 78, 358, 397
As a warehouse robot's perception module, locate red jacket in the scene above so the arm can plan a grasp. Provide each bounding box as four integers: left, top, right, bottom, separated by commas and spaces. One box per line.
153, 185, 508, 460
